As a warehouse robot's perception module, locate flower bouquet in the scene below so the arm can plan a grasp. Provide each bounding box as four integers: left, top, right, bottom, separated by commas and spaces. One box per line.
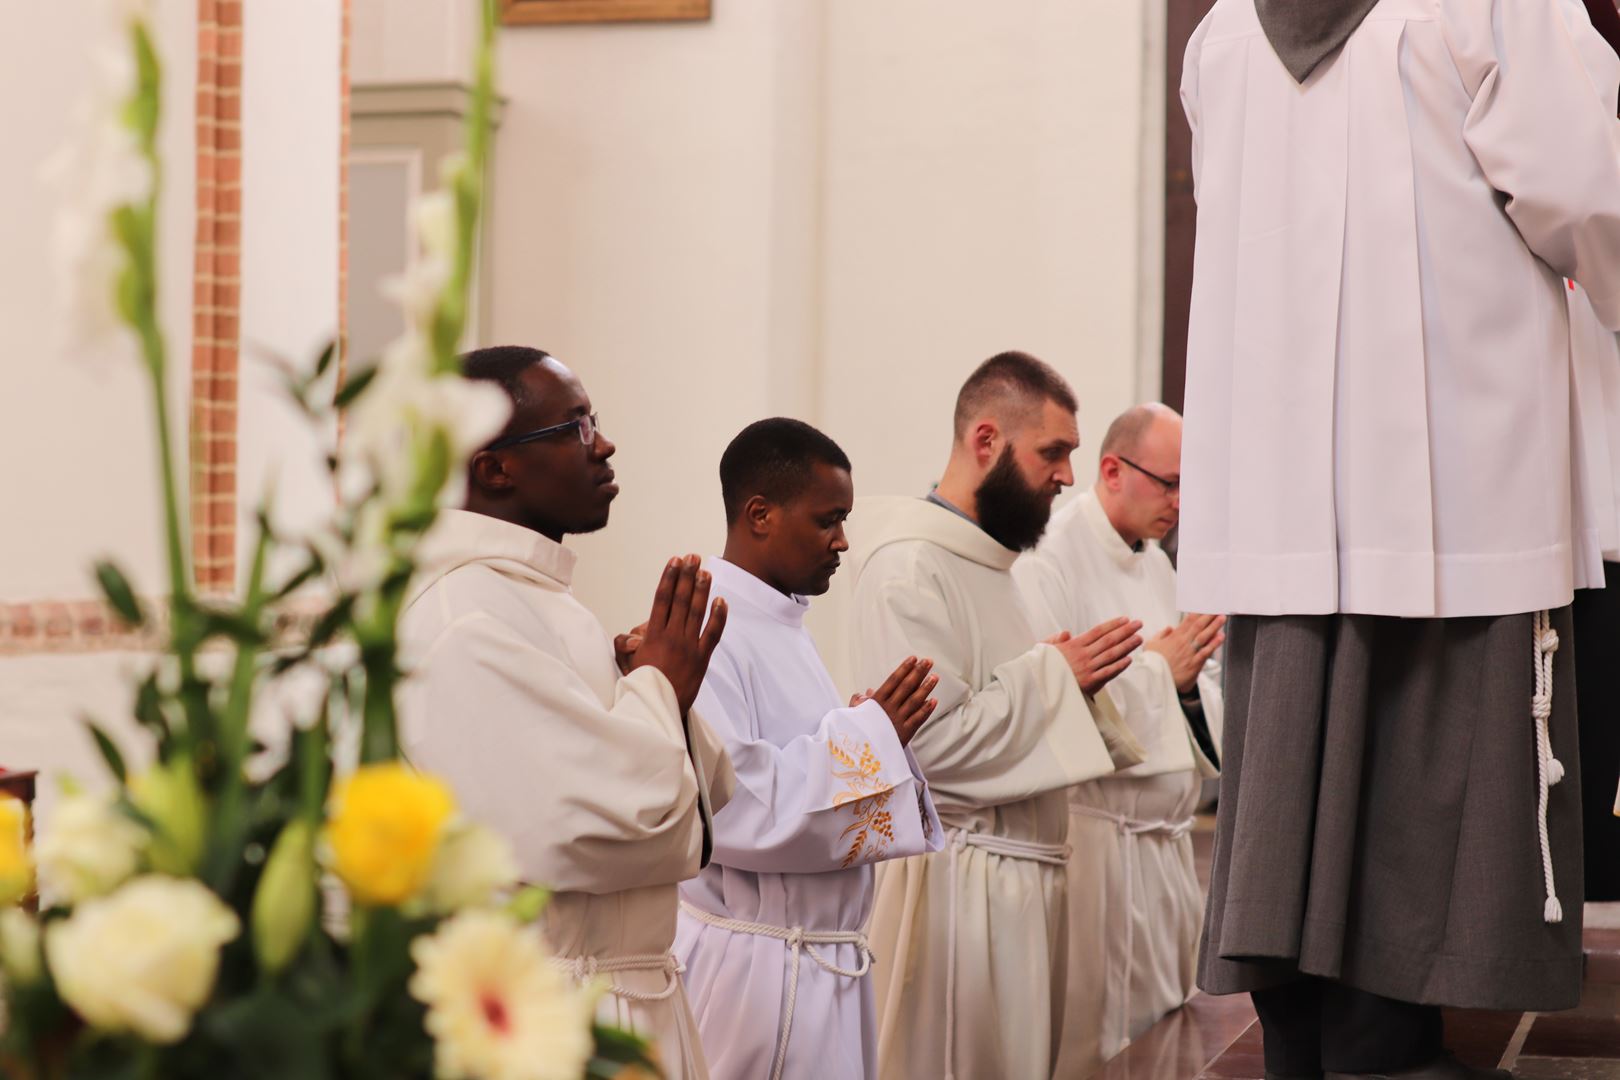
0, 3, 656, 1077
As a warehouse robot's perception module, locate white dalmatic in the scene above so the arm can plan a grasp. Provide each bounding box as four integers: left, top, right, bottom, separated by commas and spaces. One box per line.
674, 558, 941, 1080
1014, 491, 1222, 1075
1178, 0, 1620, 619
399, 510, 735, 1080
843, 497, 1143, 1080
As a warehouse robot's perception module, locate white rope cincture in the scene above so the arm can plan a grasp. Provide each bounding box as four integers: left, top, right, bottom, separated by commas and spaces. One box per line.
550, 950, 685, 1002
943, 829, 1071, 1080
679, 901, 873, 1080
1069, 806, 1196, 1054
1532, 609, 1564, 925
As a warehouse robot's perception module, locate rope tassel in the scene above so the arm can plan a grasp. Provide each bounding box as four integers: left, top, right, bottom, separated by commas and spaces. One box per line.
1533, 610, 1563, 925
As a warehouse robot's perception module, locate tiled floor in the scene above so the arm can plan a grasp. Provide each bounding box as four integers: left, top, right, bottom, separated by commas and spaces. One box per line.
1088, 824, 1620, 1079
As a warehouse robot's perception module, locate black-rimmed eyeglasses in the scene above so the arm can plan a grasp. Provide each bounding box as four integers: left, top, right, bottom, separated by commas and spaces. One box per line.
486, 413, 601, 451
1118, 456, 1179, 495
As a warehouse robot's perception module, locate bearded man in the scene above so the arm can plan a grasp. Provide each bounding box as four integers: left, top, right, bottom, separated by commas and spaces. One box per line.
843, 350, 1147, 1080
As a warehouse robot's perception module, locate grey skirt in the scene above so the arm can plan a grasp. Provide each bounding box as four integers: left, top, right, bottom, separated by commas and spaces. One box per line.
1198, 609, 1585, 1011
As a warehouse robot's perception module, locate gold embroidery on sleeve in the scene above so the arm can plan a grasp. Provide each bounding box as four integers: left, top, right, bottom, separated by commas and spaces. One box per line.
830, 737, 897, 868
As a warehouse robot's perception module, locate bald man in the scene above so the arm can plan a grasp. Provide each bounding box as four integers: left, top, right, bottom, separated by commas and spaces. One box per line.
844, 351, 1147, 1080
1014, 404, 1225, 1074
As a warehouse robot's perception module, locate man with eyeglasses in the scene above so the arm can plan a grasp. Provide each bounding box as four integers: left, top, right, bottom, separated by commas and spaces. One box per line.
399, 345, 735, 1080
1013, 402, 1225, 1075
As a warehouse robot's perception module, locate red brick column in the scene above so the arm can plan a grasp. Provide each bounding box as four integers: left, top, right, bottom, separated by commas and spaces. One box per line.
190, 0, 243, 595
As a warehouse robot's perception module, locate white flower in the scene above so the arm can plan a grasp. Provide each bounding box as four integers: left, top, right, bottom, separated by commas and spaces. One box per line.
44, 37, 154, 357
45, 875, 240, 1045
409, 909, 597, 1080
0, 909, 42, 986
35, 792, 147, 904
423, 824, 521, 913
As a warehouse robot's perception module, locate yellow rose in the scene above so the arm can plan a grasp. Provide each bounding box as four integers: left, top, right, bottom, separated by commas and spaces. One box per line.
0, 796, 30, 907
324, 763, 455, 907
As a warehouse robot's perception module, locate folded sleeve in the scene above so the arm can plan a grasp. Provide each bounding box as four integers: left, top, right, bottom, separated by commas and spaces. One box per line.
695, 652, 940, 874
1447, 0, 1620, 327
850, 557, 1140, 814
401, 612, 706, 895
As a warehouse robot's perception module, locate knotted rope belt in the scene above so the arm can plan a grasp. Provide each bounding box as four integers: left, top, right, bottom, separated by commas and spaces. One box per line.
1069, 804, 1196, 1054
942, 829, 1071, 1080
679, 900, 874, 1080
550, 950, 684, 1003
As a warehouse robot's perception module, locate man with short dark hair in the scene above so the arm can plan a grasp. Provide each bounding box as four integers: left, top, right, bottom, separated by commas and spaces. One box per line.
401, 346, 734, 1080
845, 351, 1148, 1079
673, 417, 943, 1080
1015, 402, 1225, 1073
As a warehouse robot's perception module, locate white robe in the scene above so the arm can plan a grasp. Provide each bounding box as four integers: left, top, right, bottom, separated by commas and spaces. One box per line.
1179, 0, 1620, 618
673, 557, 941, 1080
399, 510, 735, 1080
1013, 491, 1223, 1074
843, 496, 1142, 1080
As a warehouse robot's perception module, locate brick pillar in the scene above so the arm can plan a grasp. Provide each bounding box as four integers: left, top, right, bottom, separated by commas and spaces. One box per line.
190, 0, 243, 595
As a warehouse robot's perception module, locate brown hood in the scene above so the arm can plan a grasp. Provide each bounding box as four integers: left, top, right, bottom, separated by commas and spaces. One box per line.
1255, 0, 1382, 83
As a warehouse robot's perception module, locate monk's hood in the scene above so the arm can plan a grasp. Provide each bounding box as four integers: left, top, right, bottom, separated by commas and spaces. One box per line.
845, 495, 1021, 587
404, 508, 574, 610
1255, 0, 1381, 83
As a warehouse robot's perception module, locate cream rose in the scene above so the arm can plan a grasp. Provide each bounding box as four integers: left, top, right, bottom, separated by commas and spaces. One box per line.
34, 792, 146, 903
422, 823, 521, 914
45, 875, 240, 1044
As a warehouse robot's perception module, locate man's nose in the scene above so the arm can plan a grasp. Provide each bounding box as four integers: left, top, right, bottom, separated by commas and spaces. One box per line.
832, 527, 850, 554
594, 433, 616, 460
1055, 462, 1075, 488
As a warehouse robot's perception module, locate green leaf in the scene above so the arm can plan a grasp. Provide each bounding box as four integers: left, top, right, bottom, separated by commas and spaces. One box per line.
132, 673, 170, 739
588, 1023, 663, 1078
313, 339, 338, 379
94, 560, 145, 628
83, 719, 127, 783
333, 364, 379, 409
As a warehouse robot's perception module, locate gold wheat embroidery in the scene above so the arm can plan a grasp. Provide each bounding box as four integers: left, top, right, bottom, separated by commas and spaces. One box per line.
830, 736, 897, 868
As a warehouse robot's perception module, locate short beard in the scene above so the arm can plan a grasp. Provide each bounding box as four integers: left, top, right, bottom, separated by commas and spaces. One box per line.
975, 446, 1053, 552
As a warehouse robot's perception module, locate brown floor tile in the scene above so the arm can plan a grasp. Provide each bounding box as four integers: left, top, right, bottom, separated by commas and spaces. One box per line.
1439, 1009, 1522, 1069
1521, 1013, 1620, 1059
1513, 1058, 1620, 1079
1088, 993, 1259, 1080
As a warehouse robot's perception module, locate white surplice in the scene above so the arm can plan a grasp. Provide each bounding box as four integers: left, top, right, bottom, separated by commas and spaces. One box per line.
1179, 0, 1620, 619
673, 557, 941, 1080
399, 510, 735, 1080
1013, 491, 1223, 1075
843, 496, 1143, 1080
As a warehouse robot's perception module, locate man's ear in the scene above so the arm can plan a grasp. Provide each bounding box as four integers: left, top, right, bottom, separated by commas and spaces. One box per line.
1098, 454, 1123, 492
469, 449, 512, 494
971, 419, 1001, 467
744, 494, 774, 538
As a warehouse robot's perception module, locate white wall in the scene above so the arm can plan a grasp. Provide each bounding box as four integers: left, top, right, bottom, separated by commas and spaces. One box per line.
1, 3, 197, 603
237, 0, 343, 560
349, 0, 1165, 632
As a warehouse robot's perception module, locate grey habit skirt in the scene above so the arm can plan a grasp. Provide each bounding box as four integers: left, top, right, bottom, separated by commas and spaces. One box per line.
1198, 610, 1585, 1011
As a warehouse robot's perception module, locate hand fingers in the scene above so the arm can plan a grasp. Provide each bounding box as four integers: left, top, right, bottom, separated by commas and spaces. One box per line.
688, 563, 714, 639
850, 691, 871, 708
667, 556, 698, 632
698, 597, 728, 660
1154, 625, 1175, 640
1194, 632, 1225, 665
893, 658, 931, 703
1092, 620, 1144, 653
875, 657, 917, 704
900, 673, 940, 723
1042, 631, 1073, 645
1091, 631, 1144, 668
903, 698, 939, 740
648, 558, 680, 631
1076, 617, 1131, 646
1093, 656, 1132, 684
